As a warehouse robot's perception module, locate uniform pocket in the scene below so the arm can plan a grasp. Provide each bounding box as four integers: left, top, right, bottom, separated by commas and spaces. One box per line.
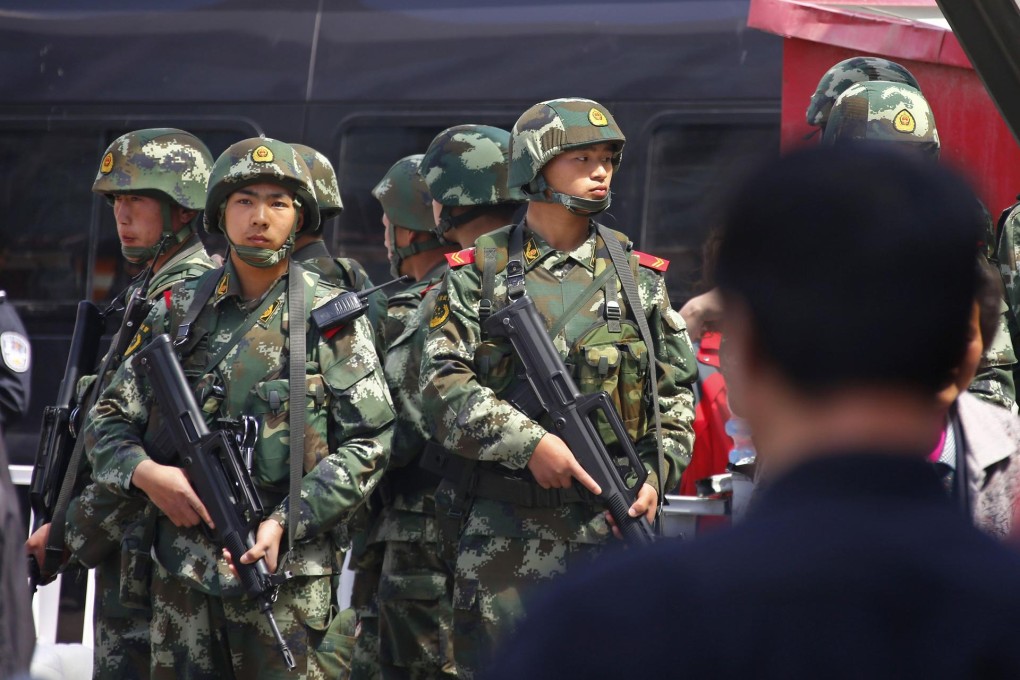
473, 339, 515, 394
572, 321, 648, 442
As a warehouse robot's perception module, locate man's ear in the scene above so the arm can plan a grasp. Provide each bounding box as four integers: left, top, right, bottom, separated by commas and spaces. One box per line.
296, 208, 305, 233
173, 207, 198, 231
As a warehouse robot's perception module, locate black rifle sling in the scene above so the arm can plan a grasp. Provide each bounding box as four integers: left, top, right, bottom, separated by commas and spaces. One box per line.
599, 226, 665, 502
286, 261, 306, 554
950, 402, 972, 520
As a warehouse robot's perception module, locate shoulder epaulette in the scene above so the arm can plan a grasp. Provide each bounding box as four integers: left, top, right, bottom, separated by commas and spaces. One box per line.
634, 250, 669, 272
446, 248, 476, 268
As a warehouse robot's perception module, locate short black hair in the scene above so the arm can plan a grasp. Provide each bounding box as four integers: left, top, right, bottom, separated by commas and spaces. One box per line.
715, 144, 983, 395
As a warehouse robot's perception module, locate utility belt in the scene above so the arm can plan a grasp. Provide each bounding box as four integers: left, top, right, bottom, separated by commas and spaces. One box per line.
419, 441, 588, 509
374, 462, 443, 507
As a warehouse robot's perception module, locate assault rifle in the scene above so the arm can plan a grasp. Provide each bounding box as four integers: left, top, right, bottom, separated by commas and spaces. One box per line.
483, 295, 656, 546
28, 301, 104, 584
28, 239, 166, 587
136, 333, 296, 670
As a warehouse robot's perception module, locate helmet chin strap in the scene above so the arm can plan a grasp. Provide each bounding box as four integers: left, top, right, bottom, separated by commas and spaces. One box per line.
120, 201, 193, 263
388, 221, 446, 278
523, 176, 612, 216
435, 205, 490, 244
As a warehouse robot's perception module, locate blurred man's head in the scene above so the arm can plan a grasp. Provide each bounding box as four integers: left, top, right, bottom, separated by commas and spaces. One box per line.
716, 145, 983, 462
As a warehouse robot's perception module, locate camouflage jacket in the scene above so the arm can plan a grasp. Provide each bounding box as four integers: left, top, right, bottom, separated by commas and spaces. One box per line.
292, 239, 388, 357
66, 235, 216, 567
420, 223, 697, 543
969, 300, 1017, 412
85, 260, 394, 596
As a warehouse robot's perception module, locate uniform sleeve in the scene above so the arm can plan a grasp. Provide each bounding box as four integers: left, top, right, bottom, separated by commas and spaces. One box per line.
268, 313, 394, 543
419, 267, 547, 469
638, 270, 697, 492
969, 303, 1017, 412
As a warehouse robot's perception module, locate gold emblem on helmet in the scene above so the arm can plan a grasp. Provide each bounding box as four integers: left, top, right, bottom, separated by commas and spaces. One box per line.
893, 109, 916, 134
588, 108, 608, 127
252, 145, 274, 163
100, 152, 115, 174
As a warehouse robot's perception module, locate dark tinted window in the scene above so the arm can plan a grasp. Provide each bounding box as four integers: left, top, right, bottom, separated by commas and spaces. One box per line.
642, 120, 779, 305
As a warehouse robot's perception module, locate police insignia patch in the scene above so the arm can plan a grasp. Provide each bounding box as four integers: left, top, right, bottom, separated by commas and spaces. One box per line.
430, 292, 451, 329
215, 273, 229, 299
588, 108, 608, 127
123, 325, 148, 359
0, 332, 29, 373
100, 152, 115, 174
894, 109, 916, 133
524, 239, 541, 265
252, 145, 274, 163
259, 300, 279, 325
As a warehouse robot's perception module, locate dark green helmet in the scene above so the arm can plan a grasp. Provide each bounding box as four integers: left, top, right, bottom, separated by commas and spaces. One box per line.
822, 82, 940, 159
807, 57, 920, 129
92, 128, 213, 209
509, 98, 625, 215
372, 154, 444, 277
290, 143, 343, 224
419, 125, 525, 240
204, 137, 319, 235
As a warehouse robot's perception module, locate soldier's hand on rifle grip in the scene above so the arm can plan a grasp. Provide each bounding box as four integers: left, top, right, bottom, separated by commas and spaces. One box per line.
131, 459, 215, 529
604, 483, 657, 540
528, 433, 603, 495
226, 519, 284, 575
25, 523, 64, 569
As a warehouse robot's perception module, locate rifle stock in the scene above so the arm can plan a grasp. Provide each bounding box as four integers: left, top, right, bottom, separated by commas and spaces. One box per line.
136, 333, 295, 670
483, 295, 656, 546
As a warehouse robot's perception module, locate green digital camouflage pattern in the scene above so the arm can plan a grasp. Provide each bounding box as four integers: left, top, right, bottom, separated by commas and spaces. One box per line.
85, 261, 394, 676
291, 143, 344, 222
92, 128, 213, 210
64, 236, 216, 679
352, 264, 457, 678
293, 242, 388, 359
970, 301, 1017, 411
806, 57, 920, 128
507, 98, 625, 194
149, 560, 355, 680
372, 155, 436, 233
205, 137, 320, 235
996, 207, 1020, 389
419, 223, 696, 677
350, 542, 383, 680
420, 125, 525, 208
822, 82, 940, 156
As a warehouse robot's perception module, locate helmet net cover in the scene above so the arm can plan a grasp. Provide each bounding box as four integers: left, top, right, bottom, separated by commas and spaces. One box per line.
92, 128, 213, 210
807, 57, 920, 128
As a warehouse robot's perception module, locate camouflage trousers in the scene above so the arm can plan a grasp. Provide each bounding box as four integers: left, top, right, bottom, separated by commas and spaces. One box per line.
350, 543, 382, 680
451, 534, 603, 679
149, 561, 354, 680
92, 556, 151, 680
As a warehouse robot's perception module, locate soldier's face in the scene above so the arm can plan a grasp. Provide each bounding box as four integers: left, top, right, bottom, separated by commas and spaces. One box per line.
223, 182, 303, 250
113, 194, 165, 250
541, 143, 615, 200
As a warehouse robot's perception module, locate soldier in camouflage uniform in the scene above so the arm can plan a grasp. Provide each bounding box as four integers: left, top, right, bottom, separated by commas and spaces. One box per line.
822, 81, 1017, 411
26, 128, 217, 679
349, 154, 455, 680
289, 143, 388, 356
419, 99, 698, 677
84, 137, 395, 679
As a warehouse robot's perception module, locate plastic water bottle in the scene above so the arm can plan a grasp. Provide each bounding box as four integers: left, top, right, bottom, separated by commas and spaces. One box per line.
725, 417, 756, 466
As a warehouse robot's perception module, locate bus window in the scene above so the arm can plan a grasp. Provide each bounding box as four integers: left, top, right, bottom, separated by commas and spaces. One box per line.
0, 131, 98, 306
643, 120, 779, 305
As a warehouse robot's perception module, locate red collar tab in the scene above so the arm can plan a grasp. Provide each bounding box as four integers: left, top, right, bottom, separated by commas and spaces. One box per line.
634, 250, 669, 272
445, 248, 476, 268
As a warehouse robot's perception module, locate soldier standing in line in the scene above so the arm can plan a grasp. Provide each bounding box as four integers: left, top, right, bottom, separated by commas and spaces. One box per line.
289, 144, 388, 355
419, 99, 698, 677
84, 137, 394, 679
820, 80, 1017, 411
350, 154, 453, 680
26, 128, 216, 679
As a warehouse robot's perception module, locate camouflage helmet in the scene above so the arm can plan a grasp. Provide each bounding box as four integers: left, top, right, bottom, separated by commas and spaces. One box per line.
822, 82, 940, 159
419, 125, 525, 240
290, 143, 343, 224
204, 137, 319, 235
509, 98, 625, 215
92, 128, 212, 210
372, 154, 445, 278
807, 57, 920, 128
